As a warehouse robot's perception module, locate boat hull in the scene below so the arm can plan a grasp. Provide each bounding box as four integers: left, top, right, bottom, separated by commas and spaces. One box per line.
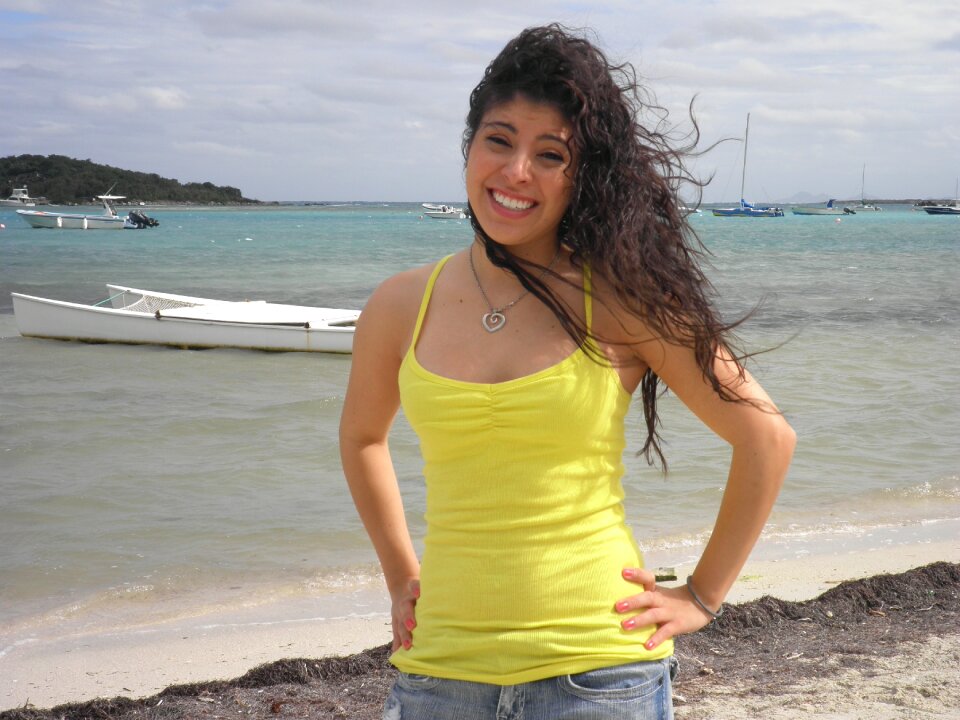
712, 207, 784, 217
424, 210, 467, 219
791, 208, 850, 216
12, 291, 358, 354
792, 199, 854, 216
923, 205, 960, 215
16, 210, 125, 229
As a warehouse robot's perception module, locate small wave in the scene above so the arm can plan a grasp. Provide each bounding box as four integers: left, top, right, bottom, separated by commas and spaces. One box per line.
882, 479, 960, 499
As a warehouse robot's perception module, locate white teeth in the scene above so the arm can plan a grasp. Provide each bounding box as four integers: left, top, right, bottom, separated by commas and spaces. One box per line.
493, 191, 534, 210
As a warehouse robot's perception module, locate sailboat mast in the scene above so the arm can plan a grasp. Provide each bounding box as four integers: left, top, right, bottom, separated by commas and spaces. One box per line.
740, 113, 750, 201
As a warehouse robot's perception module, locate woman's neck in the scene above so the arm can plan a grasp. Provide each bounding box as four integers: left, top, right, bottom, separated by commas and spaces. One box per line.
472, 237, 561, 268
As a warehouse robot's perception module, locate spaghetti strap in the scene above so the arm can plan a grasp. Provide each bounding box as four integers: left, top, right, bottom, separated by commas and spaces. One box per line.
410, 255, 454, 349
583, 263, 593, 334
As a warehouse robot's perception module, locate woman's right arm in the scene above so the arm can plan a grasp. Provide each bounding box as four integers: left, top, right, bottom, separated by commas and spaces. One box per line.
339, 273, 422, 651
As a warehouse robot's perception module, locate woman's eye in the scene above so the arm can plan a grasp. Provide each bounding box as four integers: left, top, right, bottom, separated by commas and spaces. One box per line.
486, 136, 510, 147
541, 151, 566, 163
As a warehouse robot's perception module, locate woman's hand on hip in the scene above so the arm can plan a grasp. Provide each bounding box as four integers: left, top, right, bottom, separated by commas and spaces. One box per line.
614, 567, 716, 649
390, 578, 420, 652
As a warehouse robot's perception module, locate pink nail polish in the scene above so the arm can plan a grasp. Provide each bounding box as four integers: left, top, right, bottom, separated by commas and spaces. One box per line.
404, 618, 415, 631
623, 618, 636, 630
645, 640, 655, 650
615, 601, 629, 612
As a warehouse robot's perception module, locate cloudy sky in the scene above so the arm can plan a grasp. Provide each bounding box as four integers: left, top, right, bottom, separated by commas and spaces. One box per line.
2, 0, 958, 203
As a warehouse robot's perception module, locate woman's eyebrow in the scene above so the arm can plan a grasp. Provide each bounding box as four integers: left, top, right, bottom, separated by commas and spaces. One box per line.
481, 120, 517, 134
481, 120, 569, 145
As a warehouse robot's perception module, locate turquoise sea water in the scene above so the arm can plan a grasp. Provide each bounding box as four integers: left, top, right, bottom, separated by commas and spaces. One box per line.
1, 203, 958, 646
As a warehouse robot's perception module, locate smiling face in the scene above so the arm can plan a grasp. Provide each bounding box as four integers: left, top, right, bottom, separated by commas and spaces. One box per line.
466, 95, 576, 257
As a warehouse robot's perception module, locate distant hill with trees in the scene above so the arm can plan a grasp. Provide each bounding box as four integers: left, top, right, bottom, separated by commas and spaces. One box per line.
0, 154, 259, 205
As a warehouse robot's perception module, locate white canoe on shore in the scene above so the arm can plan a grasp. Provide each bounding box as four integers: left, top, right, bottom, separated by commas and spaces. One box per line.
11, 285, 360, 354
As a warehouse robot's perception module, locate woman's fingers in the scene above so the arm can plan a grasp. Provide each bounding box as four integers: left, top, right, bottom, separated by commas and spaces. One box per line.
391, 578, 421, 651
621, 566, 657, 592
614, 589, 662, 614
615, 584, 712, 649
643, 621, 681, 651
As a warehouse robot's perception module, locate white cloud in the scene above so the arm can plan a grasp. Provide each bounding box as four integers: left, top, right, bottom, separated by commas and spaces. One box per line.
63, 91, 135, 113
0, 0, 957, 201
140, 86, 188, 110
171, 140, 264, 158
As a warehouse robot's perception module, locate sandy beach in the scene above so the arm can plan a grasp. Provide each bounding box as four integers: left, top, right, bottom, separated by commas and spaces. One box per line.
2, 534, 958, 718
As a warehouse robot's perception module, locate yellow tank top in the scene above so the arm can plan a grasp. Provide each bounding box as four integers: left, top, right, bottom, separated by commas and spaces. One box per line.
394, 255, 672, 684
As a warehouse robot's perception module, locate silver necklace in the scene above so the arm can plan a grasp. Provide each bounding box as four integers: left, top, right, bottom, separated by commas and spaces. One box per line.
468, 245, 560, 333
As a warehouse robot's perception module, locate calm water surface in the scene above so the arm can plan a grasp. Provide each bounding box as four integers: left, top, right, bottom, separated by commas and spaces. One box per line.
1, 203, 957, 638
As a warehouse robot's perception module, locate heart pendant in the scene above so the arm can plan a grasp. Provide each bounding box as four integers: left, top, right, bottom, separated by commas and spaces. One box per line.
482, 311, 506, 333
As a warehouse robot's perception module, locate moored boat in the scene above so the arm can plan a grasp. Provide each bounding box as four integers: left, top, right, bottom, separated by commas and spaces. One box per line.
923, 204, 960, 215
11, 285, 360, 354
16, 192, 158, 230
423, 204, 468, 219
850, 165, 882, 211
0, 187, 46, 207
712, 199, 784, 218
791, 199, 855, 216
922, 178, 960, 215
712, 113, 784, 218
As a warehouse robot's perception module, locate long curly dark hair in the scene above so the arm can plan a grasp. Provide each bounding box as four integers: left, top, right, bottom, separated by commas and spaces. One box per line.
463, 24, 746, 469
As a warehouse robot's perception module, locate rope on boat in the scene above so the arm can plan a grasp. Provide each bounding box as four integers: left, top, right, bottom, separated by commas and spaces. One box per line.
93, 292, 126, 307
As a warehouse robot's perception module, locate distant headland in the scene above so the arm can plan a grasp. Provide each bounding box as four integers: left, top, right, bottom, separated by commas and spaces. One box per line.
0, 154, 260, 206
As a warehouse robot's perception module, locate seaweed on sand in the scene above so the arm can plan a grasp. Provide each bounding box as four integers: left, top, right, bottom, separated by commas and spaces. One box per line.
2, 562, 957, 720
674, 561, 960, 702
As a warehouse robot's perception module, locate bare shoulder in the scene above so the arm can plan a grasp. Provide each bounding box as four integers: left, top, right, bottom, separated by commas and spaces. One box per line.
355, 258, 448, 358
364, 262, 435, 312
588, 266, 658, 348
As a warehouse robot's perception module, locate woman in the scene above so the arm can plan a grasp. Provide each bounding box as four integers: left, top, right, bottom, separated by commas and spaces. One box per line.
340, 24, 795, 720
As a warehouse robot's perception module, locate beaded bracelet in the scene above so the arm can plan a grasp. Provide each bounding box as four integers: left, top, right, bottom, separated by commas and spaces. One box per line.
686, 575, 723, 619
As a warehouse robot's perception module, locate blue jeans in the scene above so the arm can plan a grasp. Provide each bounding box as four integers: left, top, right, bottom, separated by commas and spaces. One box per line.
382, 658, 677, 720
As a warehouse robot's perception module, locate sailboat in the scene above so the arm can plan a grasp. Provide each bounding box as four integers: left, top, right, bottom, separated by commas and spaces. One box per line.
851, 164, 882, 211
712, 113, 784, 218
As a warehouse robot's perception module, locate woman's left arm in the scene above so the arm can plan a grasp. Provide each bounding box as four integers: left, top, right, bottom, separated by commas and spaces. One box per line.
616, 335, 796, 649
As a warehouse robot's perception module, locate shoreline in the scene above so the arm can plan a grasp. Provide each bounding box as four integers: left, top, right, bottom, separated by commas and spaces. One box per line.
3, 535, 958, 712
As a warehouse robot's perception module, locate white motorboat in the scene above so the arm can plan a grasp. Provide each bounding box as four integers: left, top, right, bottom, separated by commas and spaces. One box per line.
0, 186, 46, 207
16, 192, 158, 229
11, 285, 360, 354
791, 199, 855, 216
422, 204, 468, 219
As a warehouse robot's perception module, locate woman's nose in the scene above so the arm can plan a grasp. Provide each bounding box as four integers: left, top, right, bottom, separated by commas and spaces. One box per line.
503, 151, 532, 183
